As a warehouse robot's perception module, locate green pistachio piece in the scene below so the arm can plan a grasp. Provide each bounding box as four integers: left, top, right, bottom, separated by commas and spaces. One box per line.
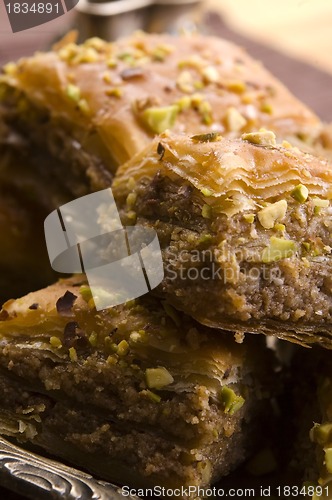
325, 448, 332, 473
88, 331, 98, 347
291, 184, 309, 203
274, 223, 285, 232
202, 65, 219, 84
69, 347, 78, 362
141, 105, 179, 134
146, 367, 174, 389
117, 340, 129, 356
311, 423, 332, 445
225, 107, 247, 132
226, 80, 246, 93
242, 129, 276, 146
79, 285, 93, 303
260, 102, 273, 114
66, 84, 81, 103
312, 197, 329, 208
302, 242, 311, 252
262, 237, 296, 263
191, 132, 222, 143
176, 96, 191, 111
200, 187, 213, 197
143, 389, 161, 403
78, 99, 90, 115
243, 214, 255, 223
220, 386, 245, 415
258, 200, 287, 229
202, 204, 212, 218
50, 336, 62, 348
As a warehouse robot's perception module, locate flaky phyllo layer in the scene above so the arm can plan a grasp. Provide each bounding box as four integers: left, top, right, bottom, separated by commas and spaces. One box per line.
112, 131, 332, 346
0, 277, 271, 490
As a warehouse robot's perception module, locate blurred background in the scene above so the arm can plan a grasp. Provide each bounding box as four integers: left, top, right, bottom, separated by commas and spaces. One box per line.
0, 0, 332, 120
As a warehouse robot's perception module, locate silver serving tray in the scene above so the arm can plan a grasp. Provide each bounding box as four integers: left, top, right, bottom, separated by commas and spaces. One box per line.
75, 0, 203, 41
0, 435, 139, 499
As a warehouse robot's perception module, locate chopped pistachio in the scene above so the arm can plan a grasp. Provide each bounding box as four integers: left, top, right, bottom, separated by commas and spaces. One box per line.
200, 187, 213, 197
190, 93, 203, 106
274, 223, 285, 232
176, 96, 191, 111
225, 107, 247, 132
312, 197, 329, 209
262, 237, 296, 263
117, 52, 134, 63
3, 62, 16, 75
226, 80, 246, 93
178, 55, 205, 70
84, 37, 106, 51
106, 58, 118, 68
198, 233, 213, 245
102, 72, 112, 84
176, 70, 194, 93
146, 367, 174, 389
58, 44, 78, 62
78, 99, 90, 115
258, 200, 287, 229
260, 102, 273, 114
140, 105, 179, 134
191, 132, 221, 143
74, 47, 99, 64
117, 340, 129, 356
69, 347, 78, 362
127, 177, 136, 191
220, 387, 245, 415
291, 184, 309, 203
88, 331, 98, 347
79, 285, 93, 303
243, 214, 255, 223
152, 44, 174, 62
50, 336, 62, 348
126, 192, 137, 208
106, 355, 117, 365
194, 80, 204, 90
105, 87, 123, 98
325, 448, 332, 473
199, 100, 213, 125
66, 84, 81, 103
202, 66, 219, 84
141, 389, 161, 403
302, 242, 311, 252
242, 129, 276, 147
282, 140, 293, 149
126, 210, 137, 221
241, 93, 253, 104
311, 423, 332, 445
202, 204, 212, 219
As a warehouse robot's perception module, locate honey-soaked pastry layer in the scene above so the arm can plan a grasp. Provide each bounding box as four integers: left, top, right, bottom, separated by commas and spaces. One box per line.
0, 32, 320, 176
0, 277, 272, 495
112, 131, 332, 347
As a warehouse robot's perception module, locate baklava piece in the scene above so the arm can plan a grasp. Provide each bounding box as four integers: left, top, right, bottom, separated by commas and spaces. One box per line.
0, 31, 322, 299
0, 277, 272, 494
0, 31, 320, 179
112, 131, 332, 347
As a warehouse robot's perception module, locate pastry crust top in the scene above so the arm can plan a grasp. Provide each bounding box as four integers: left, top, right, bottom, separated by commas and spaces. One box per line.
1, 32, 320, 169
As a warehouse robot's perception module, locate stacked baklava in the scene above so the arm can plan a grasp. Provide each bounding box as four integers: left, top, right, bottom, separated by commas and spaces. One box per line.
0, 31, 331, 497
